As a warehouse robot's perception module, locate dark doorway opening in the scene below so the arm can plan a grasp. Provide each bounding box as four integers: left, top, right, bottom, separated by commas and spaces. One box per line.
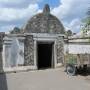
37, 43, 53, 69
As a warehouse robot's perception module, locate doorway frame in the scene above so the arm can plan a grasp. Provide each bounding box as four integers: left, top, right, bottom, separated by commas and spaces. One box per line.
33, 33, 64, 70
34, 39, 57, 70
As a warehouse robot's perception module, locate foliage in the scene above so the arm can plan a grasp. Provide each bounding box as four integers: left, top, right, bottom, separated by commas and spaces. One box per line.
65, 54, 77, 64
82, 17, 90, 26
66, 30, 72, 36
81, 8, 90, 35
10, 27, 21, 34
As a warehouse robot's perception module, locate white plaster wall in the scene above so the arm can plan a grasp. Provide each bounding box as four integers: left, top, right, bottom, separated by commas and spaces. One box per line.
3, 37, 24, 68
68, 44, 90, 54
64, 43, 90, 54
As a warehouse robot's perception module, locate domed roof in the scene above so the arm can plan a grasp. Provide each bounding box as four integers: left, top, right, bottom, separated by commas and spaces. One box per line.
23, 4, 65, 34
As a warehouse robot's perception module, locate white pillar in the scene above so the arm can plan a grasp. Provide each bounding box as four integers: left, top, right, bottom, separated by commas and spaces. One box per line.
54, 40, 57, 68
34, 40, 37, 69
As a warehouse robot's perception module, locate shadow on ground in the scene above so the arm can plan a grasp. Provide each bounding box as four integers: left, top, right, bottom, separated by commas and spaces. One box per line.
64, 66, 90, 76
77, 67, 90, 76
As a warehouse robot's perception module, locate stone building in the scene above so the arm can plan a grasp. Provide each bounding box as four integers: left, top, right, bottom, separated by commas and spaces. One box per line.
0, 4, 65, 72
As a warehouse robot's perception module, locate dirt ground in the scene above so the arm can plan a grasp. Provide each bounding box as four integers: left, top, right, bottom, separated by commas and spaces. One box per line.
0, 68, 90, 90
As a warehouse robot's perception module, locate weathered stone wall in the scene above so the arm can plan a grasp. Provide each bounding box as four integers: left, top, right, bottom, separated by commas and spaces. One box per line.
23, 14, 65, 34
24, 35, 34, 66
22, 5, 65, 34
0, 32, 5, 72
56, 36, 64, 64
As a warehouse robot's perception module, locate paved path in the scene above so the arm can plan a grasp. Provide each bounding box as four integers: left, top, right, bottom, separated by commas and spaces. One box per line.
0, 68, 90, 90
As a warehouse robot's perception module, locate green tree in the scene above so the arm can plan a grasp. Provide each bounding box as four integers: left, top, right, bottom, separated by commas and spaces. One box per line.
81, 8, 90, 35
66, 30, 72, 36
10, 27, 21, 34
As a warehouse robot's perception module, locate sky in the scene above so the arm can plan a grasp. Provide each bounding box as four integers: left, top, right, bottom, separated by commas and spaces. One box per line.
0, 0, 90, 33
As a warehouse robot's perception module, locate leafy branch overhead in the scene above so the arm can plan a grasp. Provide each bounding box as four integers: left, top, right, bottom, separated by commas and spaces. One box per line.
81, 7, 90, 35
